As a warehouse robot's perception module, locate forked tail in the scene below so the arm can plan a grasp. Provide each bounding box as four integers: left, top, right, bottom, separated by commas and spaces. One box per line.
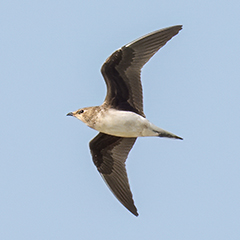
156, 130, 183, 140
151, 124, 183, 140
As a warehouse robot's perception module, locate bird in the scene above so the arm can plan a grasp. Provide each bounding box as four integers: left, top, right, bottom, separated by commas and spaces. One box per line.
67, 25, 183, 216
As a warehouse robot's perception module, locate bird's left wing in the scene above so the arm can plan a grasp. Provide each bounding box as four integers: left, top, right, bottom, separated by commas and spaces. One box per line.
89, 133, 138, 216
101, 25, 182, 117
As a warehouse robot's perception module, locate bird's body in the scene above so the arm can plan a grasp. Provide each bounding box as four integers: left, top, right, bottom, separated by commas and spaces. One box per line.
67, 25, 183, 216
74, 106, 182, 138
93, 108, 159, 137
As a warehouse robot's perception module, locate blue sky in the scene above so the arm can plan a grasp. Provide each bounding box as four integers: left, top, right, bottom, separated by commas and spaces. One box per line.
1, 0, 240, 239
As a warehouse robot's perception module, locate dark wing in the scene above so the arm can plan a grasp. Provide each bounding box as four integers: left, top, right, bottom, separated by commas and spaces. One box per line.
89, 133, 138, 216
101, 25, 182, 117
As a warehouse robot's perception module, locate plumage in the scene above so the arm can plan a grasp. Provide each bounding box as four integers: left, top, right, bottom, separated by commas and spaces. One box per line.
67, 25, 183, 216
102, 25, 182, 117
89, 133, 138, 216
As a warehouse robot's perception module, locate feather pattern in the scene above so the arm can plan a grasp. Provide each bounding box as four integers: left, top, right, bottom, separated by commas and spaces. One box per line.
90, 133, 138, 216
101, 25, 182, 117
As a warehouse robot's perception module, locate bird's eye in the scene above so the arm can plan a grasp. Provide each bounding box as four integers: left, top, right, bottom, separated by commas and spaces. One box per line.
78, 110, 84, 114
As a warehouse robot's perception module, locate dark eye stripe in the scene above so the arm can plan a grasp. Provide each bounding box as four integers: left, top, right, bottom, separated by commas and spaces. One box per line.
78, 110, 84, 114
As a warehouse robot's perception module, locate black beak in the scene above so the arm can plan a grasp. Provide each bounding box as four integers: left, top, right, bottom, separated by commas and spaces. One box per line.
66, 112, 73, 116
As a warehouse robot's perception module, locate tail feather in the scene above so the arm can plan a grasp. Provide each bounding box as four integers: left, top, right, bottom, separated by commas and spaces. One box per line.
153, 129, 183, 140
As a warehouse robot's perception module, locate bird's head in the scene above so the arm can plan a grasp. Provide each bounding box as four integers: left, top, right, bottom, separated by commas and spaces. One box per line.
66, 108, 90, 124
66, 106, 100, 127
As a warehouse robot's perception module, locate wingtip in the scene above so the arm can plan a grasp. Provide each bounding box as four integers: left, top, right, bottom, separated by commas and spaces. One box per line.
171, 25, 183, 33
134, 212, 139, 217
174, 25, 183, 33
130, 208, 139, 217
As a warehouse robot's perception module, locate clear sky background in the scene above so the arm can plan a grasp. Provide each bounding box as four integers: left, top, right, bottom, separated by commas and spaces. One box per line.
1, 1, 240, 239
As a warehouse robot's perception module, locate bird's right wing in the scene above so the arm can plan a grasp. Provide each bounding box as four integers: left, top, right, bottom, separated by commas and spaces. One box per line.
89, 133, 138, 216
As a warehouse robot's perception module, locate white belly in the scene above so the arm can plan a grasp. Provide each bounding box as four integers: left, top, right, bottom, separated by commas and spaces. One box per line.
93, 109, 157, 137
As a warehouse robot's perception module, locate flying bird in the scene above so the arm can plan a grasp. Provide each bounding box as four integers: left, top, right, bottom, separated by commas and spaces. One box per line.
67, 25, 183, 216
